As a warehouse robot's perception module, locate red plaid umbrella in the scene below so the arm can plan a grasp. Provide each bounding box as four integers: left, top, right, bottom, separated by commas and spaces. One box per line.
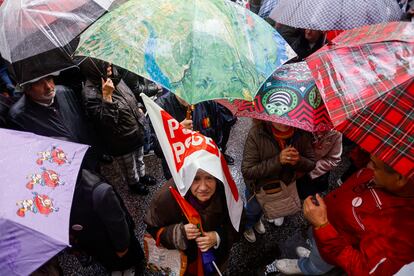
306, 22, 414, 178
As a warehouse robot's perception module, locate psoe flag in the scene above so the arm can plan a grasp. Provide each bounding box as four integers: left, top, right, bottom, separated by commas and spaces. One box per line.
142, 94, 243, 231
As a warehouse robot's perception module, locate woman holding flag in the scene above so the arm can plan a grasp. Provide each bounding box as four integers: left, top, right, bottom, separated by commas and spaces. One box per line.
144, 169, 239, 275
142, 93, 243, 275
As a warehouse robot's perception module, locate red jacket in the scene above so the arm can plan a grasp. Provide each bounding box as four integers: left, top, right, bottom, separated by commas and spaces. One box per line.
314, 169, 414, 276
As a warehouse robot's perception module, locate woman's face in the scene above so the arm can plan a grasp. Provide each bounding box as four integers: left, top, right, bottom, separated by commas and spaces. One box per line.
190, 170, 217, 202
272, 122, 290, 131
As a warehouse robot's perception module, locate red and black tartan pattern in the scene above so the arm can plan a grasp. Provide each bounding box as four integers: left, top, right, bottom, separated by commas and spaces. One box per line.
306, 22, 414, 127
337, 81, 414, 179
332, 22, 414, 46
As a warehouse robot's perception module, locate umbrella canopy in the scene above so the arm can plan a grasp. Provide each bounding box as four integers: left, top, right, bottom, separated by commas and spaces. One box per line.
217, 61, 332, 132
0, 129, 88, 275
259, 0, 280, 18
0, 0, 113, 84
336, 80, 414, 180
75, 0, 296, 104
269, 0, 403, 31
306, 22, 414, 178
306, 22, 414, 126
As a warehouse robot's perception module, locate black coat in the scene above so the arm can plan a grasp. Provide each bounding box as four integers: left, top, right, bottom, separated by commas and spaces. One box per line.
82, 79, 145, 156
70, 169, 144, 271
8, 85, 94, 144
7, 85, 100, 169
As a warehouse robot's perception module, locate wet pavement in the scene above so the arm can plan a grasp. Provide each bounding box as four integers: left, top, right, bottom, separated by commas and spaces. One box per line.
60, 117, 348, 275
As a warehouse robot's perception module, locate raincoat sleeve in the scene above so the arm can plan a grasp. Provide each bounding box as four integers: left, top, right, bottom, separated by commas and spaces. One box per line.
309, 133, 342, 179
144, 182, 189, 251
92, 183, 130, 252
82, 82, 121, 126
241, 128, 282, 182
313, 223, 409, 276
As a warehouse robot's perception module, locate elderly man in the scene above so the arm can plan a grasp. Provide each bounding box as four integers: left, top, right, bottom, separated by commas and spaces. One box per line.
8, 75, 93, 145
276, 156, 414, 275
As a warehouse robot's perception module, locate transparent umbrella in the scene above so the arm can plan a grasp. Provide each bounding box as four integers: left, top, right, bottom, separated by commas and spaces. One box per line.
0, 0, 113, 84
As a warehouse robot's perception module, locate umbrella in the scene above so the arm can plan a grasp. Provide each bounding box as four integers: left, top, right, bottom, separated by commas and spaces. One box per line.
0, 129, 88, 275
269, 0, 403, 31
336, 80, 414, 180
75, 0, 296, 104
258, 0, 279, 19
306, 22, 414, 178
217, 61, 332, 132
0, 0, 113, 84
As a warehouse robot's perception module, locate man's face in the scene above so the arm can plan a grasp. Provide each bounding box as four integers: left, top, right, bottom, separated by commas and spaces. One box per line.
304, 29, 323, 43
371, 156, 404, 192
26, 76, 56, 104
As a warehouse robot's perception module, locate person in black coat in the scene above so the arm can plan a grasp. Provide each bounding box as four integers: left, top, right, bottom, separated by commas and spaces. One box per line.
70, 169, 145, 273
7, 75, 100, 170
79, 59, 156, 195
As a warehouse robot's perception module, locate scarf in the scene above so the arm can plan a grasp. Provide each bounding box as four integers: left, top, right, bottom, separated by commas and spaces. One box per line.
270, 125, 294, 150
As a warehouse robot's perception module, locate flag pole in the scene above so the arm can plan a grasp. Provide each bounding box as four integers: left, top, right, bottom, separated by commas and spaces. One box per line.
212, 261, 223, 276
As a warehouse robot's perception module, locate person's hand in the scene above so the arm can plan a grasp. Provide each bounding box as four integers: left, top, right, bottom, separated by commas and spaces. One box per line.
106, 64, 113, 78
102, 78, 115, 103
180, 119, 193, 130
184, 223, 201, 240
303, 194, 328, 228
156, 85, 163, 93
279, 146, 300, 165
195, 231, 217, 252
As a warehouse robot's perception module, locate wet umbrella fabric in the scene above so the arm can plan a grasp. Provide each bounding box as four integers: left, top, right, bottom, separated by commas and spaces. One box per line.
0, 0, 113, 84
336, 81, 414, 180
269, 0, 402, 31
75, 0, 296, 104
258, 0, 279, 18
217, 62, 332, 132
306, 22, 414, 178
0, 129, 88, 275
306, 22, 414, 126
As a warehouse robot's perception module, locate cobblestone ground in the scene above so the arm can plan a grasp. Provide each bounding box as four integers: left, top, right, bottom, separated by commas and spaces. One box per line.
60, 118, 348, 275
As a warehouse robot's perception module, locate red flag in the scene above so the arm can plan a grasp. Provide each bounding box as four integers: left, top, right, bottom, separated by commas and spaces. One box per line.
169, 186, 205, 276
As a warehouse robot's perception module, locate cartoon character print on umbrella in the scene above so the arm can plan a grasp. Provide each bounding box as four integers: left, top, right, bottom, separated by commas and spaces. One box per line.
16, 192, 59, 217
36, 146, 70, 166
25, 168, 64, 190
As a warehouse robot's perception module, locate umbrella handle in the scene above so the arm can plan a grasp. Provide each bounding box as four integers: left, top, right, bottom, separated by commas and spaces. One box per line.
186, 105, 194, 120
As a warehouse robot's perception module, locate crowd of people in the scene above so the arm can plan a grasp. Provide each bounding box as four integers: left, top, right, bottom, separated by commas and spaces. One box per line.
1, 0, 414, 276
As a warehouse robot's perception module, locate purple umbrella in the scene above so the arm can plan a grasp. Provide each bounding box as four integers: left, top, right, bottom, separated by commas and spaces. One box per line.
0, 129, 88, 275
